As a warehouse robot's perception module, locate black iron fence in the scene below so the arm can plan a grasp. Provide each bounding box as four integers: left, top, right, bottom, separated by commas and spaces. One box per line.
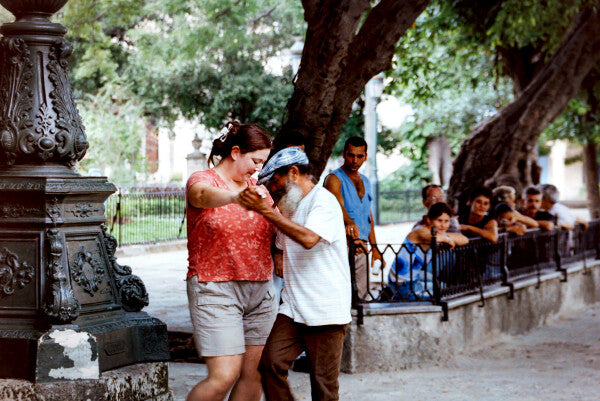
350, 220, 600, 323
104, 187, 427, 246
106, 187, 187, 246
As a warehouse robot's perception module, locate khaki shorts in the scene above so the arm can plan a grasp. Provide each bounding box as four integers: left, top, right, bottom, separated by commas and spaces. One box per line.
187, 278, 276, 357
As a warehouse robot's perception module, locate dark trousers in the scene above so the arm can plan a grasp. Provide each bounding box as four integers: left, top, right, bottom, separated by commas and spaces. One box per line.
259, 313, 347, 401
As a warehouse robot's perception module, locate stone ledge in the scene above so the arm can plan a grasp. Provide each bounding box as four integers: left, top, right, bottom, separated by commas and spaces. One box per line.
0, 362, 172, 401
354, 302, 442, 316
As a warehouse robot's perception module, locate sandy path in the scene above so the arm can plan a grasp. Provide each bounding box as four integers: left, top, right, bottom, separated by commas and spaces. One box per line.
169, 303, 600, 400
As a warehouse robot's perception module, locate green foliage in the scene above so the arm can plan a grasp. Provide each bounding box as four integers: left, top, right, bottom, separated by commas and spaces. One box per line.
0, 5, 13, 24
389, 4, 513, 174
379, 162, 433, 191
331, 99, 399, 159
78, 83, 148, 184
56, 0, 304, 133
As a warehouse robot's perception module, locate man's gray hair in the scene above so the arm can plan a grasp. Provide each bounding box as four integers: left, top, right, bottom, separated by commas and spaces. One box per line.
492, 186, 515, 204
540, 184, 560, 204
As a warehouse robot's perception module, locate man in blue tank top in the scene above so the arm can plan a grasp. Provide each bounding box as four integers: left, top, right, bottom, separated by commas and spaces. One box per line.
324, 136, 385, 301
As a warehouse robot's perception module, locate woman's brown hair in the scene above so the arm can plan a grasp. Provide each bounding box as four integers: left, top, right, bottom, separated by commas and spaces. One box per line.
208, 121, 272, 167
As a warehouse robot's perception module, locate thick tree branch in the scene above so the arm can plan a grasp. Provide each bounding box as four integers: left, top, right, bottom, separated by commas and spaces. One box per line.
448, 4, 600, 206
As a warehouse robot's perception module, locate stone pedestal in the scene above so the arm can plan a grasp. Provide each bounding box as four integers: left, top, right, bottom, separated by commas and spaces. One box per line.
186, 134, 207, 177
0, 362, 173, 401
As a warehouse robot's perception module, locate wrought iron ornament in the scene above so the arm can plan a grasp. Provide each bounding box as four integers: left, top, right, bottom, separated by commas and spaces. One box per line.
71, 246, 104, 296
42, 228, 80, 323
101, 225, 149, 311
0, 38, 34, 165
0, 247, 34, 298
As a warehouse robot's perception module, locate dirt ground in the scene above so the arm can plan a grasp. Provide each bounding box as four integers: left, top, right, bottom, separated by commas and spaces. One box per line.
168, 303, 600, 401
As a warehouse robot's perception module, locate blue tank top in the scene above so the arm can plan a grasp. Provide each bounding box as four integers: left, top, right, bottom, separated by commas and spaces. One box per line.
332, 168, 372, 241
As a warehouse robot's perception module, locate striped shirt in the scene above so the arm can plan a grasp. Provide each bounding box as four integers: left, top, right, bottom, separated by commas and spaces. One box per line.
277, 186, 351, 326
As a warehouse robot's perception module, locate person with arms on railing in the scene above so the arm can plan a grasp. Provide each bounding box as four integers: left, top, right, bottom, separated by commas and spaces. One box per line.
520, 185, 555, 231
459, 187, 499, 242
494, 202, 527, 235
324, 136, 385, 301
185, 122, 277, 401
540, 184, 588, 230
383, 202, 469, 301
492, 186, 538, 230
237, 147, 351, 401
412, 184, 461, 232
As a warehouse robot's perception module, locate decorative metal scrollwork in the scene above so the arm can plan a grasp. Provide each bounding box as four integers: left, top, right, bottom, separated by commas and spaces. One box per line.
71, 246, 104, 296
66, 202, 100, 218
0, 37, 35, 165
0, 248, 34, 298
100, 224, 149, 312
42, 228, 80, 323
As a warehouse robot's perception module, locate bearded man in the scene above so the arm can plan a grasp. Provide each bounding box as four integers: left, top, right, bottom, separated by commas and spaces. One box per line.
238, 147, 351, 401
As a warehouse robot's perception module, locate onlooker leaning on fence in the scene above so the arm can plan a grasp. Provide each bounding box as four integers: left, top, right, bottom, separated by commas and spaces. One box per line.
494, 202, 527, 235
238, 147, 351, 401
185, 121, 277, 401
520, 185, 555, 231
540, 184, 587, 230
324, 136, 384, 301
384, 202, 468, 301
412, 184, 460, 233
492, 185, 538, 230
459, 186, 499, 242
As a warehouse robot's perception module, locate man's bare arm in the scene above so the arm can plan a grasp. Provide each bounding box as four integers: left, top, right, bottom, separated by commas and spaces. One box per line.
324, 174, 359, 239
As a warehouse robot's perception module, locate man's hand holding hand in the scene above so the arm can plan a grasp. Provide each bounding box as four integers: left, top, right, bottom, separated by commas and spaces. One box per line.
238, 187, 270, 213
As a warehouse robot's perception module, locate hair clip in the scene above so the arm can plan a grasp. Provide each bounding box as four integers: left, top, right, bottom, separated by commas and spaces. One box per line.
218, 126, 230, 142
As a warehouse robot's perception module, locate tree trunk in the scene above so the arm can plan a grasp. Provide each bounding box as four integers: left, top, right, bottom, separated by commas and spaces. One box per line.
583, 140, 600, 219
448, 5, 600, 207
276, 0, 430, 177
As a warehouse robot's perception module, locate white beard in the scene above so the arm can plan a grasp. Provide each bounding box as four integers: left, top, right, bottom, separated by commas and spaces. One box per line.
278, 180, 304, 216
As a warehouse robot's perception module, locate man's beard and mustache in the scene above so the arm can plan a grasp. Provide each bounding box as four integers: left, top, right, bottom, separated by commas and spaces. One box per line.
278, 179, 304, 216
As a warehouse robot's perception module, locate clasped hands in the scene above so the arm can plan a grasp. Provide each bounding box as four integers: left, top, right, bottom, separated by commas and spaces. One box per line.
236, 185, 270, 212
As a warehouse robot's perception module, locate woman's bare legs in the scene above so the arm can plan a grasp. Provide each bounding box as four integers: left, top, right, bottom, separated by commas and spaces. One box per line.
228, 345, 265, 401
186, 354, 243, 401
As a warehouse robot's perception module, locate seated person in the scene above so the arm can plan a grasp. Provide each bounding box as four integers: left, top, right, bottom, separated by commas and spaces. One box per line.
385, 203, 468, 300
459, 187, 499, 242
413, 184, 460, 232
494, 202, 527, 235
540, 184, 587, 230
492, 186, 538, 229
520, 185, 554, 231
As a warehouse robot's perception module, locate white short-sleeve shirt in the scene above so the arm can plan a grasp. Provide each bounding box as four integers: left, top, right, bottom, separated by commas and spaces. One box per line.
549, 203, 576, 227
278, 186, 351, 326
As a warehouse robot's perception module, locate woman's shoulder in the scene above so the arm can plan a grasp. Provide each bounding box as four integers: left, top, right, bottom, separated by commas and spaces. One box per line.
186, 169, 218, 190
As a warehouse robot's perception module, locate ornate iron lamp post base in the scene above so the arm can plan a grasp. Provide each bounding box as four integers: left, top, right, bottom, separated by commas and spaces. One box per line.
0, 1, 170, 381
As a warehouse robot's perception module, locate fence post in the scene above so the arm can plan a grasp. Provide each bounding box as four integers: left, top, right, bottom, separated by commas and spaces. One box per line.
553, 217, 567, 282
500, 234, 514, 299
430, 226, 448, 321
117, 189, 122, 247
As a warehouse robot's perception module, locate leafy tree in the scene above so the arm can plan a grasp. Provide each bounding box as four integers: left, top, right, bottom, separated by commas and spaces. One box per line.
275, 0, 431, 176
78, 83, 147, 185
446, 0, 600, 206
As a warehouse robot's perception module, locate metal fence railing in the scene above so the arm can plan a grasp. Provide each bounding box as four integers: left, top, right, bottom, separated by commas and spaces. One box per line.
104, 187, 426, 246
378, 189, 423, 224
106, 187, 186, 246
350, 219, 600, 324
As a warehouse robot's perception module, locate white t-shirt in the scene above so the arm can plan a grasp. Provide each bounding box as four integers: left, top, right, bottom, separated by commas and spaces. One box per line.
277, 186, 351, 326
549, 203, 576, 227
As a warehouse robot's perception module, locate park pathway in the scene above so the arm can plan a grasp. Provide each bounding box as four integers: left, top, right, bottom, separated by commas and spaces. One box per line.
169, 303, 600, 400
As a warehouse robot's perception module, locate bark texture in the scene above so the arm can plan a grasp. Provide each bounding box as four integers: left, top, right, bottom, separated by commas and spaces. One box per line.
448, 5, 600, 207
583, 140, 600, 219
276, 0, 430, 177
